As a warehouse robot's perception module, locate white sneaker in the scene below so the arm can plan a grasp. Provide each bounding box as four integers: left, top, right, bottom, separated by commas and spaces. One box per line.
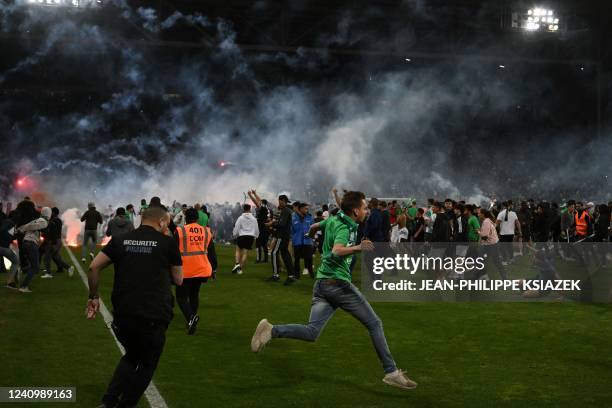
237, 269, 243, 275
41, 273, 53, 279
68, 266, 75, 277
89, 252, 95, 260
383, 369, 417, 390
19, 287, 32, 293
251, 318, 273, 353
81, 257, 86, 263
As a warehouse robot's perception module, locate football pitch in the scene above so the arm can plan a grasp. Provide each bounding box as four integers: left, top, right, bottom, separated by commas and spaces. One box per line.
1, 245, 611, 407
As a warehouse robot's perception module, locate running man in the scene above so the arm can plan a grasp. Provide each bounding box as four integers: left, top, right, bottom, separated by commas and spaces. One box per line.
251, 191, 417, 390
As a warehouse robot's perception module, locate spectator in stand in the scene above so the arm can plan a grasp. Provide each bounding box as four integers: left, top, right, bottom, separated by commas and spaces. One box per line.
81, 202, 102, 263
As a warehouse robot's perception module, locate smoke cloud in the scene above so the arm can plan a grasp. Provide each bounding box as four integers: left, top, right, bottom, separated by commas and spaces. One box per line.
0, 1, 610, 215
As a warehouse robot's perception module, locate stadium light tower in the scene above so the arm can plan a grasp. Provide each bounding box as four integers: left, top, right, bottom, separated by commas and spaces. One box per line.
512, 7, 560, 32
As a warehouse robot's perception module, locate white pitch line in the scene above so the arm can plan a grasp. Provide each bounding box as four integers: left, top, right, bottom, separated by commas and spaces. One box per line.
64, 245, 169, 408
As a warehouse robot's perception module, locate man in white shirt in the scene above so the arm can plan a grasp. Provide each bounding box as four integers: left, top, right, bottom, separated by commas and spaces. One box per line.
173, 204, 188, 227
496, 200, 521, 265
232, 204, 259, 275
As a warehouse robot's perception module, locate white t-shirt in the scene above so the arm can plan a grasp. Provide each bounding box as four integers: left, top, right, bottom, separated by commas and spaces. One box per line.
425, 212, 436, 233
497, 209, 518, 236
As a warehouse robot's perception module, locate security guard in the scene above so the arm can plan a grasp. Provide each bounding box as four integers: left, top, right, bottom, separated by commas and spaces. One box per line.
175, 208, 217, 335
574, 207, 591, 240
87, 206, 183, 408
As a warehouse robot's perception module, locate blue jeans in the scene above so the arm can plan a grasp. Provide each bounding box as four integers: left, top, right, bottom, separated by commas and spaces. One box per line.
82, 230, 98, 258
0, 246, 19, 283
272, 279, 398, 374
20, 241, 40, 289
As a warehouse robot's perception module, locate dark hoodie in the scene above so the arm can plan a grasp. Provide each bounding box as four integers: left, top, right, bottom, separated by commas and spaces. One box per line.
106, 216, 135, 237
81, 208, 103, 231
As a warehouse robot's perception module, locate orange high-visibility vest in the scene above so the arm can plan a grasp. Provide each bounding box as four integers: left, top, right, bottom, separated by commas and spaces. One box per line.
176, 223, 212, 278
574, 211, 589, 237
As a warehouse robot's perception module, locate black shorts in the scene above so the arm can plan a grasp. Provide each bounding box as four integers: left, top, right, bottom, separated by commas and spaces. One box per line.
236, 236, 255, 250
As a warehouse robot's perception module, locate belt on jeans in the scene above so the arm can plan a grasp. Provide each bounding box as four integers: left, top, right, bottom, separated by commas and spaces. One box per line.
319, 278, 345, 285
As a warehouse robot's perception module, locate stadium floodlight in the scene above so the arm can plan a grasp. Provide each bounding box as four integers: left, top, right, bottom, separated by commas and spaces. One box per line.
513, 7, 560, 32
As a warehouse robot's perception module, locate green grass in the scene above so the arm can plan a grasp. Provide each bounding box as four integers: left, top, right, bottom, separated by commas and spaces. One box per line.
1, 245, 611, 407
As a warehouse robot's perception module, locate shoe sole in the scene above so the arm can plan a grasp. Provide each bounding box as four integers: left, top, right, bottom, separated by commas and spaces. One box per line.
251, 319, 270, 353
382, 378, 417, 390
188, 316, 200, 335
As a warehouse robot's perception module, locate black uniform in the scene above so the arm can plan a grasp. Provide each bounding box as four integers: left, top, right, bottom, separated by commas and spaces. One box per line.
256, 205, 270, 262
43, 216, 71, 273
271, 206, 294, 278
100, 225, 182, 408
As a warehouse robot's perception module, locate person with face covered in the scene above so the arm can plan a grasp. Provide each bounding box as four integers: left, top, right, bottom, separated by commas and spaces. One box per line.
87, 206, 183, 408
251, 191, 417, 391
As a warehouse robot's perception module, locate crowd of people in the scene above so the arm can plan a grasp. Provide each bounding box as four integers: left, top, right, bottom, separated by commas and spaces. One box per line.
1, 190, 610, 407
1, 197, 75, 293
2, 192, 611, 295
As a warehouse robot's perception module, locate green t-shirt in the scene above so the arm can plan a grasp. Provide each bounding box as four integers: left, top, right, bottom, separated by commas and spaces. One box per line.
467, 215, 480, 242
407, 207, 417, 219
315, 211, 358, 282
197, 210, 209, 227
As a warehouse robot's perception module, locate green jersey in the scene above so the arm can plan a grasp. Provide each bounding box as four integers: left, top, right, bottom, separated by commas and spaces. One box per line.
407, 207, 417, 220
197, 210, 209, 227
467, 215, 481, 242
315, 211, 359, 282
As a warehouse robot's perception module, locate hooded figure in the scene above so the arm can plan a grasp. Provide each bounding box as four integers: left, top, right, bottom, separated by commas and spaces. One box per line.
106, 207, 135, 237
